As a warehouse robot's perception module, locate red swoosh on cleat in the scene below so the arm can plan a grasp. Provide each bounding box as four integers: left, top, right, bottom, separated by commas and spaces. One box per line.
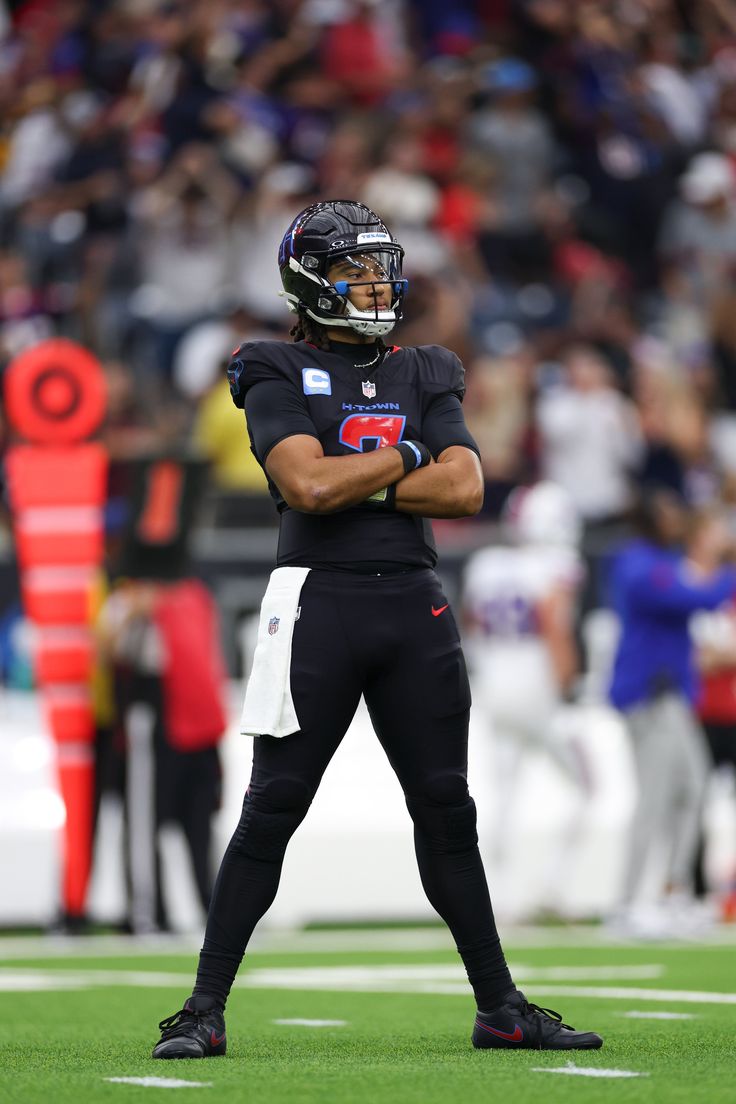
431, 605, 449, 617
475, 1021, 523, 1042
210, 1030, 226, 1047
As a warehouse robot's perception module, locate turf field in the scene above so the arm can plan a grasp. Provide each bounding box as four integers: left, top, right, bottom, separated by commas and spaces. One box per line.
0, 925, 734, 1104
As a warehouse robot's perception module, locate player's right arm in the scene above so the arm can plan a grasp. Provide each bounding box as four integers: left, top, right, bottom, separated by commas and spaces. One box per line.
264, 433, 409, 514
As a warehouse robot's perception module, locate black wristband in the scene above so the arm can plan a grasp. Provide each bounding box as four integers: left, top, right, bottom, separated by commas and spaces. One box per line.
394, 440, 431, 475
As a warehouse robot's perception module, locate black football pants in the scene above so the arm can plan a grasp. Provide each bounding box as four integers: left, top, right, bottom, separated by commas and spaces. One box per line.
194, 568, 513, 1010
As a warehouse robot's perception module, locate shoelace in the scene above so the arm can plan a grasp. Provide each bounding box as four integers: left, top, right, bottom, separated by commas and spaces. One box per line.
157, 1007, 200, 1037
519, 998, 574, 1033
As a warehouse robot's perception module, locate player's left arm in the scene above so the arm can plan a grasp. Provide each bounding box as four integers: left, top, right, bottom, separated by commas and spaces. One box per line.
393, 386, 483, 518
394, 445, 483, 518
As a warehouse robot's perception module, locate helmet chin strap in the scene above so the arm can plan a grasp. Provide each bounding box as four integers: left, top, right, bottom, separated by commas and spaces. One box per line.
304, 307, 396, 337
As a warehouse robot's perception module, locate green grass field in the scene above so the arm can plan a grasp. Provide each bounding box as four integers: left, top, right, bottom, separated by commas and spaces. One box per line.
1, 925, 734, 1104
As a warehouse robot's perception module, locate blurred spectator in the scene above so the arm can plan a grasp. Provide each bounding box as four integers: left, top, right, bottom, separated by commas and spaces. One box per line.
607, 493, 736, 935
536, 343, 643, 526
230, 161, 316, 325
0, 79, 71, 213
464, 350, 535, 517
0, 249, 54, 362
634, 348, 724, 505
467, 58, 555, 237
691, 542, 736, 913
319, 0, 408, 108
101, 359, 168, 461
97, 576, 226, 933
184, 307, 270, 507
317, 112, 378, 197
658, 151, 736, 320
362, 128, 444, 274
95, 450, 226, 932
129, 142, 240, 379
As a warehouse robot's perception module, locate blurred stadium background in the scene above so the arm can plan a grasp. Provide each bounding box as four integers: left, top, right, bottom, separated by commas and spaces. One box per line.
1, 0, 736, 939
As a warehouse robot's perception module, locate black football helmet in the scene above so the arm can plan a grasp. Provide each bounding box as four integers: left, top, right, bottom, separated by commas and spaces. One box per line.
278, 200, 407, 337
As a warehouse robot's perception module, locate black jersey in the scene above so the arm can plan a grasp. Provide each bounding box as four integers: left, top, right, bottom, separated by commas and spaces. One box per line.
227, 339, 479, 570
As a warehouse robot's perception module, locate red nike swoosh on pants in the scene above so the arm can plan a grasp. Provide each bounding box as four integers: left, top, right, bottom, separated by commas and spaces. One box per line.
431, 605, 449, 616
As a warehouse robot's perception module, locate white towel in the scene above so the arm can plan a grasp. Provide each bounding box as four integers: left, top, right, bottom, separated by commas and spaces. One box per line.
240, 566, 311, 738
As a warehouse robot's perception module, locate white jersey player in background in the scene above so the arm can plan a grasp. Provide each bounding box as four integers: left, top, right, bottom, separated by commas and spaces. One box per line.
462, 481, 590, 916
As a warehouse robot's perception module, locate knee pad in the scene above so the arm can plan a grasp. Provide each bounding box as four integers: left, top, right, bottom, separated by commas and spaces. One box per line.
406, 773, 478, 854
232, 777, 313, 862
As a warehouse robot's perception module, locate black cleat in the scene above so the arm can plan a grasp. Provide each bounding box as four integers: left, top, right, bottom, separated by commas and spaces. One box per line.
152, 999, 227, 1059
472, 990, 603, 1050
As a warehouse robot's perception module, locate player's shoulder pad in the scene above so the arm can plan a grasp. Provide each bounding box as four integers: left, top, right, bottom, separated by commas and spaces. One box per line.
409, 345, 466, 402
227, 340, 301, 409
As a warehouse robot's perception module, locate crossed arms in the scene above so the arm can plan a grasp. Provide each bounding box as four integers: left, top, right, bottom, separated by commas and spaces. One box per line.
264, 435, 484, 519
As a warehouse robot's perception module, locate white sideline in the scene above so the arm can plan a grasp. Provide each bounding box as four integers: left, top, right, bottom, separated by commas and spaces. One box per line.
1, 964, 736, 1006
0, 963, 665, 993
2, 924, 736, 959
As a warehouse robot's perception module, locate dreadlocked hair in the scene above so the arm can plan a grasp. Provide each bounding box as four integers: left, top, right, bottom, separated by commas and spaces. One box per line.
290, 309, 387, 357
290, 310, 330, 350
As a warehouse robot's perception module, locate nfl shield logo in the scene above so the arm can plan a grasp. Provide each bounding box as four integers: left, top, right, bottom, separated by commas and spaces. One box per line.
362, 380, 376, 399
268, 617, 280, 635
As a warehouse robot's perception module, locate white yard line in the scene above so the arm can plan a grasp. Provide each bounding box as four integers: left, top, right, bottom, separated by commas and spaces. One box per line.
531, 1063, 648, 1079
0, 963, 664, 993
237, 963, 665, 989
104, 1078, 212, 1089
520, 985, 736, 1006
619, 1011, 695, 1020
273, 1018, 347, 1027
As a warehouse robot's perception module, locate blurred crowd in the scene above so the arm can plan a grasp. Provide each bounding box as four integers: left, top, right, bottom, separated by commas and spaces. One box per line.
1, 0, 736, 527
2, 0, 736, 927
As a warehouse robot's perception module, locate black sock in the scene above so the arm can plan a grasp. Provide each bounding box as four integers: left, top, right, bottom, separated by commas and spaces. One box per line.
186, 993, 223, 1014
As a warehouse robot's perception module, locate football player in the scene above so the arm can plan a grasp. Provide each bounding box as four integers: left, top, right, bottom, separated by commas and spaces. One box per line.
463, 482, 591, 913
151, 200, 602, 1057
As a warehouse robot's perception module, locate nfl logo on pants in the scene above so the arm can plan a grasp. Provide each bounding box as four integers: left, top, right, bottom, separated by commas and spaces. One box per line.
268, 617, 280, 635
